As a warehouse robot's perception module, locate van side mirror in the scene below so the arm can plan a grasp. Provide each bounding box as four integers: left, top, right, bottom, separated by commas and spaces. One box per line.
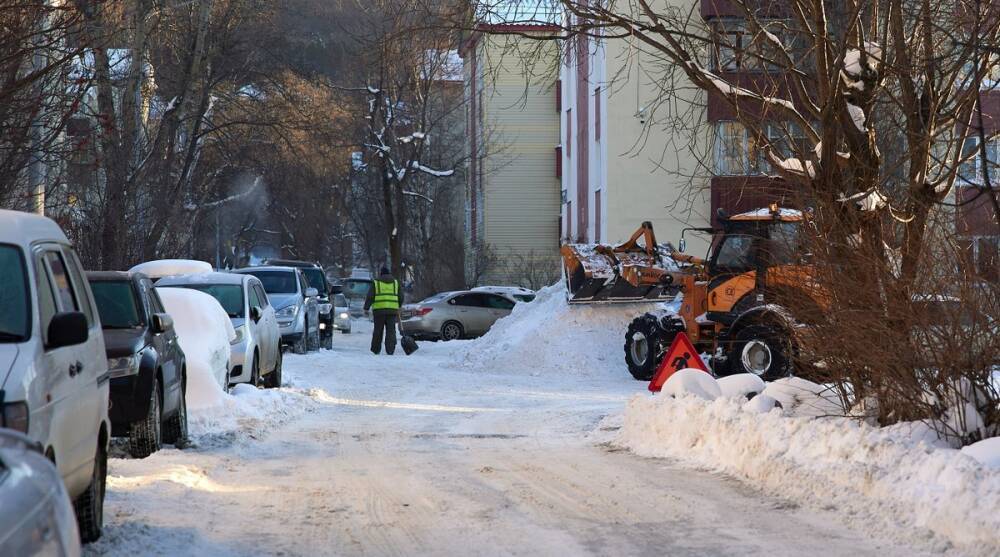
305, 287, 319, 298
250, 306, 262, 322
48, 312, 88, 349
152, 313, 174, 334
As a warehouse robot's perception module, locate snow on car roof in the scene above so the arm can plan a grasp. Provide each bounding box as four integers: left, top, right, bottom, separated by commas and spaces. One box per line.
130, 259, 213, 279
157, 272, 248, 286
233, 266, 299, 274
0, 208, 68, 246
472, 286, 535, 294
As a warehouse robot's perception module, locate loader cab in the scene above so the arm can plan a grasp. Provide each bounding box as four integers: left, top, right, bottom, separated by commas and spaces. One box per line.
706, 211, 806, 318
707, 214, 805, 278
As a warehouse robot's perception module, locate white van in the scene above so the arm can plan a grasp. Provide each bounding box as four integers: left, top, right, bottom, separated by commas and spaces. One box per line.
0, 209, 110, 543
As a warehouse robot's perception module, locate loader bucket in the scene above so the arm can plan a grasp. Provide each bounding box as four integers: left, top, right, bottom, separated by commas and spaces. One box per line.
561, 243, 680, 304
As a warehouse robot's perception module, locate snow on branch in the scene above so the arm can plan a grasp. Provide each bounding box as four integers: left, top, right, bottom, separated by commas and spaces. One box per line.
185, 177, 262, 211
690, 63, 795, 113
410, 161, 454, 177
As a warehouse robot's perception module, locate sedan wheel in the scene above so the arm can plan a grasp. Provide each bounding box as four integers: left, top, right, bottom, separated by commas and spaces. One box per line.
440, 321, 463, 341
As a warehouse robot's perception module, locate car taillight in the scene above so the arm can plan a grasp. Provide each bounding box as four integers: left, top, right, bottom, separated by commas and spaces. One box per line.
417, 307, 433, 316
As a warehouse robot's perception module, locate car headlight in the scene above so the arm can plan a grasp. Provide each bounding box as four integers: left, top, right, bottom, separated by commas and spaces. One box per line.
231, 325, 246, 345
276, 305, 299, 320
0, 401, 29, 434
339, 312, 349, 320
108, 354, 141, 378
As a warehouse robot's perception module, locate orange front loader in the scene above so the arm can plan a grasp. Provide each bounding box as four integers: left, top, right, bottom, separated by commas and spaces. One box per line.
562, 206, 824, 381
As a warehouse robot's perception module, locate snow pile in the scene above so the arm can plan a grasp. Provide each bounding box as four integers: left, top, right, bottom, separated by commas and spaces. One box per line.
962, 437, 1000, 468
717, 373, 765, 399
662, 369, 720, 400
761, 377, 845, 417
186, 384, 317, 440
130, 259, 212, 280
450, 283, 661, 376
616, 390, 1000, 553
156, 287, 235, 410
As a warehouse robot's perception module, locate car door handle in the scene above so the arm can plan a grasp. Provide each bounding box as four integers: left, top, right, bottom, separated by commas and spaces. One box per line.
69, 361, 83, 377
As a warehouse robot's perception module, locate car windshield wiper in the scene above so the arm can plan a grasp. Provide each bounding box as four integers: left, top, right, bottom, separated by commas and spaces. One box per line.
0, 330, 24, 341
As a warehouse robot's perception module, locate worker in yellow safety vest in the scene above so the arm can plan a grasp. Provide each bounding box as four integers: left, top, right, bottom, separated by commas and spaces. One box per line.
364, 266, 404, 355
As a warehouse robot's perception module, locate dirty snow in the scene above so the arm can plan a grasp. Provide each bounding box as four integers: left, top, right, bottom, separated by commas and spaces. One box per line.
156, 287, 235, 405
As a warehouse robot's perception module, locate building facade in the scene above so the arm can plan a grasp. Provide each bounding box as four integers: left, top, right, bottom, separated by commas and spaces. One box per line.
559, 3, 712, 254
461, 26, 563, 287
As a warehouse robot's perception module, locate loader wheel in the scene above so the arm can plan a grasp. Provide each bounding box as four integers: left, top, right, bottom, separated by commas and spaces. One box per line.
729, 324, 792, 381
624, 315, 672, 381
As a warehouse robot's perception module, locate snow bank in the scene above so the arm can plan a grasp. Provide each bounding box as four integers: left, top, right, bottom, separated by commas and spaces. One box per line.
761, 377, 845, 417
156, 287, 235, 410
130, 259, 212, 280
962, 437, 1000, 468
616, 394, 1000, 553
187, 384, 316, 439
449, 283, 662, 376
662, 369, 720, 400
717, 373, 765, 399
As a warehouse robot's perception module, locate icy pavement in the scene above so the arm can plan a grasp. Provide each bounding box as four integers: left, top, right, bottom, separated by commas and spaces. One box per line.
88, 322, 932, 556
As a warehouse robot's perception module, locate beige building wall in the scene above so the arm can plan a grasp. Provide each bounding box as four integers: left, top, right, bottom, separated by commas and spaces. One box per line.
602, 37, 712, 255
465, 33, 562, 287
559, 1, 712, 257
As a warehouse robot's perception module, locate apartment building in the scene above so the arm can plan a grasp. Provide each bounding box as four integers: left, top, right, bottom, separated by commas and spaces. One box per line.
559, 6, 712, 252
461, 25, 563, 286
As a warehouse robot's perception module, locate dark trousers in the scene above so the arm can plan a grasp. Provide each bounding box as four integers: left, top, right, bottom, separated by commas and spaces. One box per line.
371, 311, 397, 355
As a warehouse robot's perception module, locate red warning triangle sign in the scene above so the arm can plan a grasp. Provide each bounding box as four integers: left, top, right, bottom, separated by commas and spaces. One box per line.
648, 332, 709, 392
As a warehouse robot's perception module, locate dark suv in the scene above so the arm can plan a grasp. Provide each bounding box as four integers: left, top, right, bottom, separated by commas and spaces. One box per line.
87, 272, 188, 458
264, 259, 334, 349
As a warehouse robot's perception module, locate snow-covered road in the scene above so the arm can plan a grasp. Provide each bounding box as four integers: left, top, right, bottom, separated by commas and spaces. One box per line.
88, 323, 928, 556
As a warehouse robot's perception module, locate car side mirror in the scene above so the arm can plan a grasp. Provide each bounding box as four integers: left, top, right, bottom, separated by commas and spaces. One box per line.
152, 313, 174, 334
250, 306, 262, 322
305, 287, 319, 298
48, 312, 88, 349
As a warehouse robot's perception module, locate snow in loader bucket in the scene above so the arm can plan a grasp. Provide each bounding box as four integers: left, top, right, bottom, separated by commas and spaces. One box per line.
562, 242, 681, 304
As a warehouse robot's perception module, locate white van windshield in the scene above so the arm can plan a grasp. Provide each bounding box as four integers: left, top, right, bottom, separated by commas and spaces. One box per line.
0, 245, 30, 341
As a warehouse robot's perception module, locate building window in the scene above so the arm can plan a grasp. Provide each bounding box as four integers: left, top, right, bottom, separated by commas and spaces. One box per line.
715, 121, 811, 176
964, 236, 1000, 282
959, 137, 1000, 185
594, 87, 601, 141
711, 19, 789, 72
714, 121, 752, 175
760, 121, 809, 172
566, 109, 572, 159
555, 145, 562, 179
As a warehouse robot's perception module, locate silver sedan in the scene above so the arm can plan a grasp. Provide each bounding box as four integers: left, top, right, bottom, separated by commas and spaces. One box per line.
0, 429, 81, 556
400, 291, 516, 341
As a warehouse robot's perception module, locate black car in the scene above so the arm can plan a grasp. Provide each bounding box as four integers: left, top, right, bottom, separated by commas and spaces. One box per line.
264, 259, 335, 349
87, 271, 188, 458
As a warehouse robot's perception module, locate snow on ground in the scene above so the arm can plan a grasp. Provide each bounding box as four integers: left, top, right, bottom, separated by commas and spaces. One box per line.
449, 283, 660, 378
616, 387, 1000, 555
86, 317, 930, 557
